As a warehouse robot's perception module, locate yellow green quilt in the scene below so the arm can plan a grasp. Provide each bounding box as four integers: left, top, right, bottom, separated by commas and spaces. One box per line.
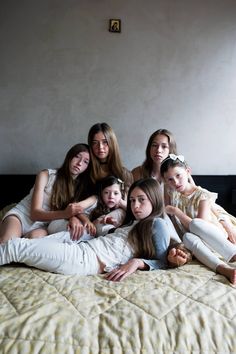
0, 260, 235, 353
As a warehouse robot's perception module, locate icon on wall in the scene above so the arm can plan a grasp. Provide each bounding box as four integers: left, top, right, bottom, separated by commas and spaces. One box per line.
109, 19, 121, 33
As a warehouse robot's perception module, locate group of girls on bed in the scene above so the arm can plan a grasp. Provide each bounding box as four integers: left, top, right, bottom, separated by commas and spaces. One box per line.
0, 123, 236, 284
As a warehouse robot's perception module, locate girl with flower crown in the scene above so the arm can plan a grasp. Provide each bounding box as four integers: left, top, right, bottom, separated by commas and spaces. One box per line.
160, 154, 236, 284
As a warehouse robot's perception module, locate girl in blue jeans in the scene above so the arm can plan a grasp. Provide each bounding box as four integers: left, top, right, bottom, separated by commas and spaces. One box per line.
0, 179, 186, 281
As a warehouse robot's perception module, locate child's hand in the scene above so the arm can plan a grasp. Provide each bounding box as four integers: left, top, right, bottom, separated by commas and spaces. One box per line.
219, 220, 236, 244
166, 205, 192, 231
103, 215, 118, 226
67, 216, 85, 240
165, 205, 177, 216
98, 215, 116, 226
104, 259, 145, 282
84, 220, 96, 236
64, 203, 83, 218
227, 229, 236, 244
118, 198, 127, 210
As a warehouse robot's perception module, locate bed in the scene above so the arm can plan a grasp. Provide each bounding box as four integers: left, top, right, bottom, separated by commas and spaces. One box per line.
0, 175, 236, 353
0, 259, 236, 353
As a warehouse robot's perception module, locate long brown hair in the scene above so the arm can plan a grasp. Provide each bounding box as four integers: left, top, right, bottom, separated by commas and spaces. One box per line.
50, 143, 90, 210
126, 178, 165, 258
88, 122, 133, 191
141, 129, 177, 177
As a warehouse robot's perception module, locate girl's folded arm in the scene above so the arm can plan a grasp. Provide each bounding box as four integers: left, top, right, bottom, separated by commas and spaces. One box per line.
166, 205, 192, 231
197, 199, 212, 221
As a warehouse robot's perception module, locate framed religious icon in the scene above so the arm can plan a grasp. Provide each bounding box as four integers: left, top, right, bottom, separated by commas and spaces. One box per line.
109, 19, 121, 33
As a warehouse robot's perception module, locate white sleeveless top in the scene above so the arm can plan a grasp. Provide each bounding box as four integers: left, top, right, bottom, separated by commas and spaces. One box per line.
4, 169, 57, 219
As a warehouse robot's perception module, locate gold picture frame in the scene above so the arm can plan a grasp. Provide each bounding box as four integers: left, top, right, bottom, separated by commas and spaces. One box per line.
109, 19, 121, 33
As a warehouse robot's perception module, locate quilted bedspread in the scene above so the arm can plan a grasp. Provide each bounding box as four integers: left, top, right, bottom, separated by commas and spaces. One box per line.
0, 261, 236, 354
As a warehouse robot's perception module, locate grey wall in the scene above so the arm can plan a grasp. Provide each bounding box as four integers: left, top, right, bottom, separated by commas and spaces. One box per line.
1, 0, 236, 174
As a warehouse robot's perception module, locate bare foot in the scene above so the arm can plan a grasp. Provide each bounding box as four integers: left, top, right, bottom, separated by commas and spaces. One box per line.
216, 264, 236, 285
168, 248, 188, 267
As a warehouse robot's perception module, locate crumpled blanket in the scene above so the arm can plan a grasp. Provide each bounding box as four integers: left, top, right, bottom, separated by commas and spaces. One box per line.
0, 261, 236, 353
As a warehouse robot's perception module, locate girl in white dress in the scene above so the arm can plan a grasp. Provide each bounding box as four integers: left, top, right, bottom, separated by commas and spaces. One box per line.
0, 144, 95, 243
160, 154, 236, 284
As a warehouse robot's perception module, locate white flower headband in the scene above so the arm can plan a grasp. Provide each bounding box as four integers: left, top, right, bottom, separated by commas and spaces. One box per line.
117, 178, 125, 191
117, 178, 123, 184
168, 154, 185, 163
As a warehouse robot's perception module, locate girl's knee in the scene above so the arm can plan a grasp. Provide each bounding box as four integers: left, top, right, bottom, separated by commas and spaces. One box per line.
189, 218, 204, 232
183, 232, 199, 249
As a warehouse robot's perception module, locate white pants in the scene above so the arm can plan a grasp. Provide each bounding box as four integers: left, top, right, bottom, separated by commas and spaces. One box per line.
47, 219, 69, 234
0, 231, 100, 275
47, 219, 93, 242
183, 218, 236, 271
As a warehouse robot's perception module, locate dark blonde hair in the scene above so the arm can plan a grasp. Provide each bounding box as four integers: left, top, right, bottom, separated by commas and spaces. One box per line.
50, 143, 90, 210
88, 122, 133, 191
141, 129, 177, 178
126, 178, 165, 259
